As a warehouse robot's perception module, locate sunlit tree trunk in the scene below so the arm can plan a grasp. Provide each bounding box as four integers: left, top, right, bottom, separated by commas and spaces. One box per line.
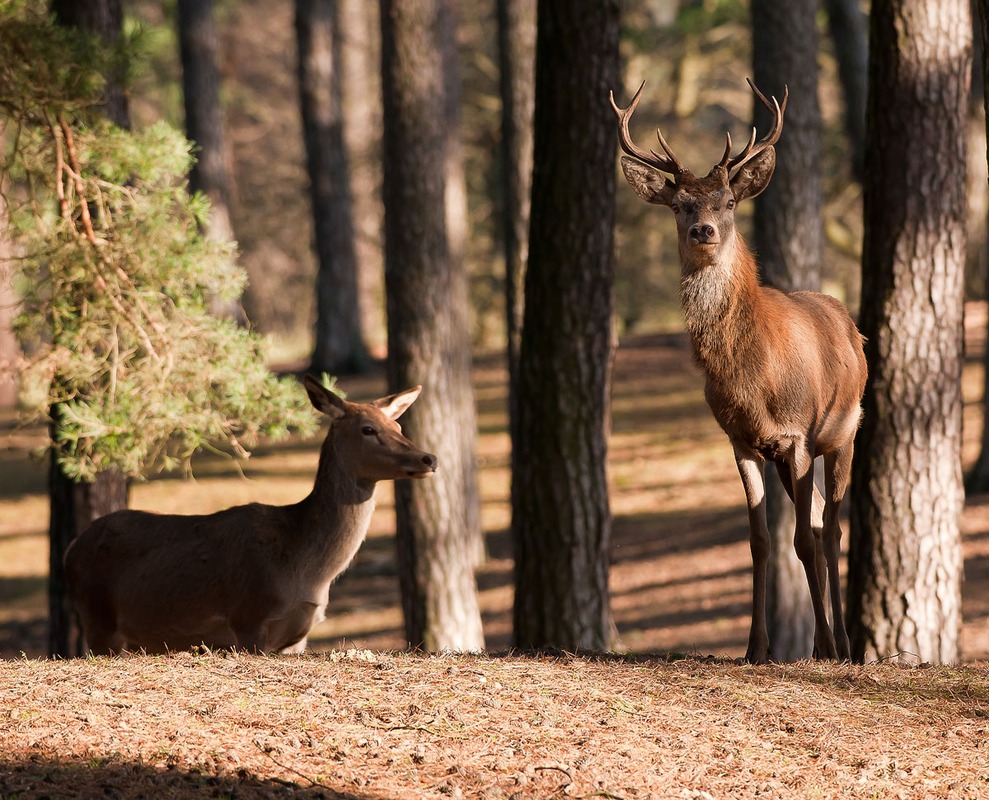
848, 0, 969, 665
751, 0, 823, 661
512, 0, 620, 651
380, 0, 484, 652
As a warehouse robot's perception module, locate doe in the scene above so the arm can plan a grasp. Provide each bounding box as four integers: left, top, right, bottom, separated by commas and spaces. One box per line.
64, 376, 436, 655
611, 79, 866, 662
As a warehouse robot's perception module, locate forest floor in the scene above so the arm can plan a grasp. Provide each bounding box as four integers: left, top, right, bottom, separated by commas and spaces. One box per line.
1, 312, 989, 798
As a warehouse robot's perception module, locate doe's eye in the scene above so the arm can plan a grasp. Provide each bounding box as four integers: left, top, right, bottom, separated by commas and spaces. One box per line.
362, 426, 376, 436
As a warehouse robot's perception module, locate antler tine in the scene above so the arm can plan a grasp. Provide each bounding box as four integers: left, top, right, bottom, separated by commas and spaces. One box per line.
724, 78, 788, 174
609, 81, 684, 175
716, 130, 733, 169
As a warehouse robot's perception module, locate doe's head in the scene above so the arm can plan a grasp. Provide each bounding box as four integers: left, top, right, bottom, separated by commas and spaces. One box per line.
610, 79, 787, 264
303, 375, 438, 483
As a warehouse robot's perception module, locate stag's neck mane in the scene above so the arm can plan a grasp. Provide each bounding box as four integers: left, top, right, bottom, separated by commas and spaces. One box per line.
678, 232, 767, 381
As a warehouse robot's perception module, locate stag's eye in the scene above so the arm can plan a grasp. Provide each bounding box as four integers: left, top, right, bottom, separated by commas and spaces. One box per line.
726, 198, 735, 210
362, 426, 376, 436
670, 203, 680, 214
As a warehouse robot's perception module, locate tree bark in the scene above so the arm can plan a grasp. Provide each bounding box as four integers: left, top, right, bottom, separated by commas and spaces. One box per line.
511, 0, 620, 651
380, 0, 484, 652
750, 0, 823, 662
297, 0, 369, 374
438, 0, 483, 566
497, 0, 536, 447
48, 0, 131, 658
0, 194, 17, 409
178, 0, 236, 246
848, 0, 969, 665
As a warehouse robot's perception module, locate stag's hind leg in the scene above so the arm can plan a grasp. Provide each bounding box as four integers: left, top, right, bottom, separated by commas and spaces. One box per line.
823, 440, 854, 661
788, 444, 838, 660
733, 445, 772, 664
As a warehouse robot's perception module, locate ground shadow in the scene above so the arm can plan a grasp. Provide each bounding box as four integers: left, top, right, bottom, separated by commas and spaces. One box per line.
0, 755, 385, 800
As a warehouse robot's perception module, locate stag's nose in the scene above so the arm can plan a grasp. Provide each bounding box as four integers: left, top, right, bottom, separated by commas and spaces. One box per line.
689, 223, 717, 243
420, 453, 438, 471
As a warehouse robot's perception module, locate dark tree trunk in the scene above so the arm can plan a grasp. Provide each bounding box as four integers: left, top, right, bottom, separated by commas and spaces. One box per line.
511, 0, 620, 651
48, 415, 130, 658
297, 0, 369, 375
178, 0, 236, 246
380, 0, 483, 652
751, 0, 823, 662
823, 0, 869, 183
496, 0, 536, 446
848, 0, 969, 665
48, 0, 131, 658
965, 0, 989, 493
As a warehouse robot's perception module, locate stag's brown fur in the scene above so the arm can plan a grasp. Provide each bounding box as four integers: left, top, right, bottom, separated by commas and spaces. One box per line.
64, 378, 436, 656
613, 81, 866, 662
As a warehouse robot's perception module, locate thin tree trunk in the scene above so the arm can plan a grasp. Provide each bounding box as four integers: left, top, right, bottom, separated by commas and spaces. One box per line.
380, 0, 484, 652
439, 0, 483, 566
823, 0, 868, 184
297, 0, 369, 374
178, 0, 235, 244
512, 0, 620, 651
0, 194, 17, 409
751, 0, 823, 662
497, 0, 536, 446
339, 0, 386, 355
848, 0, 969, 665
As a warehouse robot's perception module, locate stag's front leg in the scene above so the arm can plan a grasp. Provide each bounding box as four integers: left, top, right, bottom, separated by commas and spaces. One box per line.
733, 445, 771, 664
823, 442, 854, 661
789, 444, 838, 660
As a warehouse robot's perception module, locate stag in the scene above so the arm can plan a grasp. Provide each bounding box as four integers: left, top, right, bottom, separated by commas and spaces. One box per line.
610, 79, 866, 662
64, 376, 436, 655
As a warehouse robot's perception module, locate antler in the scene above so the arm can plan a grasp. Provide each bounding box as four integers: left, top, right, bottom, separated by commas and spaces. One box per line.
609, 81, 686, 176
717, 78, 788, 173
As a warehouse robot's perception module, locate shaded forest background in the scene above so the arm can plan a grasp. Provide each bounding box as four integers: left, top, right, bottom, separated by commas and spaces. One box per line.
125, 0, 967, 359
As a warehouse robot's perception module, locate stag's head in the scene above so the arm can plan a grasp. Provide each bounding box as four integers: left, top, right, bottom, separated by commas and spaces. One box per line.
610, 79, 787, 270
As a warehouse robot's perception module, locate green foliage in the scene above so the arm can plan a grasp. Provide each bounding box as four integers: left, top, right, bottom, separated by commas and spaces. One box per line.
0, 2, 317, 482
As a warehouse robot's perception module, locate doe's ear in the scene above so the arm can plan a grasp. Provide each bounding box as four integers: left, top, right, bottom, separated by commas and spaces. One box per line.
730, 147, 776, 202
620, 157, 677, 207
303, 374, 348, 420
374, 385, 422, 421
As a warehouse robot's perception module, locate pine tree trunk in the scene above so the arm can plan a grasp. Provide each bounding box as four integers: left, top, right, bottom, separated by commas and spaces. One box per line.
848, 0, 969, 665
751, 0, 823, 662
823, 0, 869, 183
178, 0, 236, 245
298, 0, 368, 374
512, 0, 620, 651
380, 0, 483, 652
339, 0, 386, 355
48, 0, 131, 659
438, 0, 483, 567
0, 195, 17, 409
497, 0, 536, 445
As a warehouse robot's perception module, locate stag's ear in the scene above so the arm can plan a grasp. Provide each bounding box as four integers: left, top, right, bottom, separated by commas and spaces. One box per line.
621, 157, 677, 206
374, 386, 422, 421
730, 147, 776, 202
303, 374, 348, 420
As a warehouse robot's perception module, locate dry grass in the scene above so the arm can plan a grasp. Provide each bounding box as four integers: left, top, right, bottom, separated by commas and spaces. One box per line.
2, 315, 989, 797
1, 651, 987, 799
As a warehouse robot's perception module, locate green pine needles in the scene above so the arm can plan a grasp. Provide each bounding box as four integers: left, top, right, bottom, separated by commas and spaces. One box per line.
0, 2, 316, 481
